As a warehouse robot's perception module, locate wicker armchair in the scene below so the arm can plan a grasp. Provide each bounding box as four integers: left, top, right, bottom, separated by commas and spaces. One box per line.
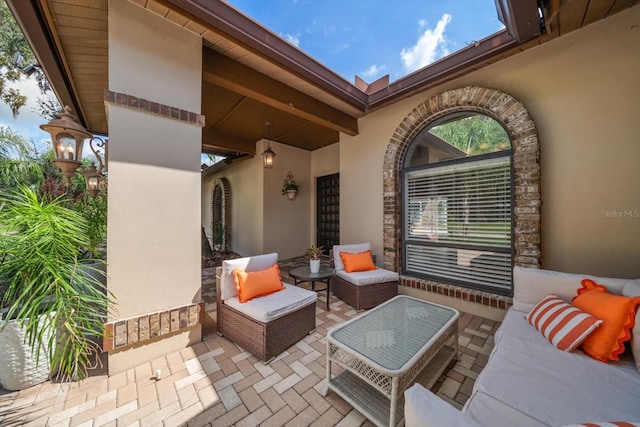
330, 243, 399, 310
216, 253, 317, 362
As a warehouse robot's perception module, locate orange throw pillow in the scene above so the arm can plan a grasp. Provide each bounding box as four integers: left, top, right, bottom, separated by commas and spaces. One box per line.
340, 250, 376, 273
233, 264, 284, 303
572, 279, 640, 362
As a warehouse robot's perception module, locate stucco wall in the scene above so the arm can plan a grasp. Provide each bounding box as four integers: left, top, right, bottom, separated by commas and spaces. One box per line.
202, 149, 265, 257
107, 0, 202, 373
340, 6, 640, 279
203, 141, 339, 259
263, 141, 312, 259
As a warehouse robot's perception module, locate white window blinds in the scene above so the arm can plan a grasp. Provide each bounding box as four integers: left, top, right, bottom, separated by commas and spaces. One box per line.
404, 155, 512, 293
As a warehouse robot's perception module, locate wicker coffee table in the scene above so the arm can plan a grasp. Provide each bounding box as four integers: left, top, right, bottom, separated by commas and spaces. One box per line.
324, 295, 459, 427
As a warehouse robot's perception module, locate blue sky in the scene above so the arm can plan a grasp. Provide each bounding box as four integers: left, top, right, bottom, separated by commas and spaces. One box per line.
2, 0, 504, 156
227, 0, 504, 83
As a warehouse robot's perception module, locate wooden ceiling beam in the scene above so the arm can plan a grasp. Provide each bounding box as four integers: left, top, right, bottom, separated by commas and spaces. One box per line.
202, 129, 256, 155
202, 48, 358, 136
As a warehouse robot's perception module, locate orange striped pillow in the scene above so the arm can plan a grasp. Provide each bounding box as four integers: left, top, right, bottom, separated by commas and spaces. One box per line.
563, 423, 640, 427
526, 295, 603, 351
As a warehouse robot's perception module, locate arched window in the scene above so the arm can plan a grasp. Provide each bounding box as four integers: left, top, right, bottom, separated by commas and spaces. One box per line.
212, 178, 231, 252
383, 86, 541, 298
404, 113, 513, 294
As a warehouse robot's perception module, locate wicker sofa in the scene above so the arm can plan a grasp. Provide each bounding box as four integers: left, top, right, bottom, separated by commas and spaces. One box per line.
405, 266, 640, 426
216, 253, 317, 362
330, 243, 398, 310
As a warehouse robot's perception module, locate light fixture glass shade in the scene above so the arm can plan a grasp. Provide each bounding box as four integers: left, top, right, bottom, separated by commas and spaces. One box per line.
262, 146, 276, 168
40, 106, 92, 185
56, 134, 76, 161
81, 163, 102, 197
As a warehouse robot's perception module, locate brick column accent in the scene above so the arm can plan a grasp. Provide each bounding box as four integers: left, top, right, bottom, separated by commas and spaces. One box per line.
383, 86, 541, 300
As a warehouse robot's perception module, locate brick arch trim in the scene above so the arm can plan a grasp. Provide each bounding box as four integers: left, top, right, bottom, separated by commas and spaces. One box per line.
212, 177, 232, 252
383, 86, 541, 281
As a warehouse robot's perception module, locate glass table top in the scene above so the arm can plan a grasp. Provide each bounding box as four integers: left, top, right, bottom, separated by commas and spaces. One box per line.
329, 296, 458, 370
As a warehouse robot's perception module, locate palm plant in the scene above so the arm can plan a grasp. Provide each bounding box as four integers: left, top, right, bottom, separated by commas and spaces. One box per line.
0, 126, 41, 190
307, 244, 324, 260
0, 186, 113, 384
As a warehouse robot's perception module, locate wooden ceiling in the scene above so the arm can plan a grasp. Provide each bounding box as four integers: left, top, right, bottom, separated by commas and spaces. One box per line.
8, 0, 639, 158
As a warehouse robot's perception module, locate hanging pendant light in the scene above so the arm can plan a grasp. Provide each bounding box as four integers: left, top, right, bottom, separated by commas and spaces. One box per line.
262, 121, 276, 169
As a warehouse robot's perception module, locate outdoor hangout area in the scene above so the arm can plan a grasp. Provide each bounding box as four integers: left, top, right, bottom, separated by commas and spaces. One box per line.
1, 0, 639, 426
0, 254, 501, 426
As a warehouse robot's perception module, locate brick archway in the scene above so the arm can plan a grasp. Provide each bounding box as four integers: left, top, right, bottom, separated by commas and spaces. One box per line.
383, 86, 541, 298
212, 177, 232, 252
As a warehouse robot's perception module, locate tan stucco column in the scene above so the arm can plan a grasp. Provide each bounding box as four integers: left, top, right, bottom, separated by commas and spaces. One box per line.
105, 0, 202, 373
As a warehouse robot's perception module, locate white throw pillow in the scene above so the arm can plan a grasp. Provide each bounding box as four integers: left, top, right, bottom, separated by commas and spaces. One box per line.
332, 242, 370, 271
220, 253, 278, 300
622, 281, 640, 373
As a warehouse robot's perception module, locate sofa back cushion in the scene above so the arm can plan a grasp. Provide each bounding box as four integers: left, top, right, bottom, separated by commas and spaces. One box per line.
622, 281, 640, 372
221, 253, 278, 300
512, 266, 639, 313
332, 242, 370, 271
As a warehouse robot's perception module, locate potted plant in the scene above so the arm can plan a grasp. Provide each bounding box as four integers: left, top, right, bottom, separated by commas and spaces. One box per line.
307, 244, 324, 273
0, 186, 113, 390
281, 171, 299, 200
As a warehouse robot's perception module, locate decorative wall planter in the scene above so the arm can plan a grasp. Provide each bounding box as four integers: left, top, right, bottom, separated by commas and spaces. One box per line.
282, 171, 299, 200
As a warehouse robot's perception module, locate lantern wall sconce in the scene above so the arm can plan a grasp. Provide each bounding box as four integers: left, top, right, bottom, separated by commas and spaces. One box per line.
40, 105, 108, 196
81, 137, 108, 197
261, 121, 276, 169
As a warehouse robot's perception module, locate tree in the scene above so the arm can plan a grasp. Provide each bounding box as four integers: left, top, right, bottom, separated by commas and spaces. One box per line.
0, 0, 60, 118
430, 114, 510, 156
0, 126, 40, 189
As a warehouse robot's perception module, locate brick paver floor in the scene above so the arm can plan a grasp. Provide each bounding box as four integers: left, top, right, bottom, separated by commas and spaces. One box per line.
0, 257, 500, 426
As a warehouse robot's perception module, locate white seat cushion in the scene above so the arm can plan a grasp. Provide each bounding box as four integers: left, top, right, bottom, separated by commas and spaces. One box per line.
405, 384, 483, 427
220, 253, 279, 301
224, 283, 317, 323
332, 242, 371, 271
471, 333, 640, 426
335, 268, 398, 286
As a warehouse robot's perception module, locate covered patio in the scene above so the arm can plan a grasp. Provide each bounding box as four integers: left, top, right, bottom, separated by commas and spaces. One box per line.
1, 0, 639, 425
0, 260, 498, 426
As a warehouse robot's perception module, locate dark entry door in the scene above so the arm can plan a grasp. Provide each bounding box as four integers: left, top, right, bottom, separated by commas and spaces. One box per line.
316, 173, 339, 254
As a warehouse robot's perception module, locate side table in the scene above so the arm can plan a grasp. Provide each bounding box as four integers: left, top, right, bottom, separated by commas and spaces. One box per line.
288, 266, 335, 310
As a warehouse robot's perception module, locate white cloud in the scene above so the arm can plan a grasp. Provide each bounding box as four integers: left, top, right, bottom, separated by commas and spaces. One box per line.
400, 14, 452, 74
284, 33, 300, 47
0, 76, 51, 149
362, 64, 385, 78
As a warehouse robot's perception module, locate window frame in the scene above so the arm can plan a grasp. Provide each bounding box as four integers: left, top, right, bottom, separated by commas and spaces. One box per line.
401, 131, 516, 296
